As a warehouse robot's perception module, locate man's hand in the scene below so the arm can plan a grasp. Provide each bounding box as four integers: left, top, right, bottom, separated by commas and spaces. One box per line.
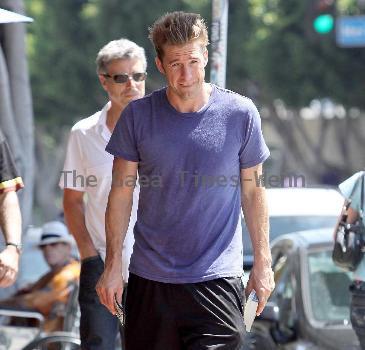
96, 265, 124, 315
0, 245, 20, 287
246, 262, 275, 316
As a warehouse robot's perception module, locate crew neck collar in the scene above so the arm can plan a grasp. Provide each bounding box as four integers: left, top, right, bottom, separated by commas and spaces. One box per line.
162, 84, 216, 117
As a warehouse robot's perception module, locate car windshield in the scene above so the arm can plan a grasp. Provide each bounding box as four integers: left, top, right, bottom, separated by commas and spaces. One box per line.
307, 249, 351, 324
243, 215, 338, 256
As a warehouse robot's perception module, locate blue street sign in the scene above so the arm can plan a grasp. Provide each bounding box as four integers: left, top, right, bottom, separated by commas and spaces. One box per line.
336, 16, 365, 48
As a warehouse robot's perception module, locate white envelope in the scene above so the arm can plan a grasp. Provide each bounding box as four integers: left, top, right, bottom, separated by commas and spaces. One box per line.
244, 290, 259, 332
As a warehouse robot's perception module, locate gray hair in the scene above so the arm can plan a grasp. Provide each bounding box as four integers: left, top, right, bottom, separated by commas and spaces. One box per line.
96, 38, 147, 74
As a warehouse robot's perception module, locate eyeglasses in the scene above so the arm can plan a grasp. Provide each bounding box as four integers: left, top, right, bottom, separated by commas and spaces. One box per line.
102, 72, 147, 84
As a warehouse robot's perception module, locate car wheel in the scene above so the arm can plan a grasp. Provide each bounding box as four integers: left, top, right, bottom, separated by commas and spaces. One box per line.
246, 324, 277, 350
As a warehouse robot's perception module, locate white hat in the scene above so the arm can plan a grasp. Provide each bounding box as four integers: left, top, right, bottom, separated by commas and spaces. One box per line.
38, 221, 73, 247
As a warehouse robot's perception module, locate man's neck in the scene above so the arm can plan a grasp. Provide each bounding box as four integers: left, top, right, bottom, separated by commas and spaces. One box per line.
106, 103, 126, 132
50, 259, 72, 271
167, 82, 212, 113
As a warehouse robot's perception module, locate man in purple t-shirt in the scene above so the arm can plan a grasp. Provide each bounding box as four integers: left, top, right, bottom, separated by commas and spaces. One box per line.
97, 11, 275, 349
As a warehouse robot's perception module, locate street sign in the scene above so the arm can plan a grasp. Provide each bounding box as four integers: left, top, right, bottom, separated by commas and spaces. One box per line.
336, 15, 365, 48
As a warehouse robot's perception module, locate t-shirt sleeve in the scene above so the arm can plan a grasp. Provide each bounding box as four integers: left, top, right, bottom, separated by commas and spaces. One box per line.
239, 99, 270, 169
339, 171, 364, 212
59, 128, 86, 191
105, 104, 139, 162
0, 137, 24, 193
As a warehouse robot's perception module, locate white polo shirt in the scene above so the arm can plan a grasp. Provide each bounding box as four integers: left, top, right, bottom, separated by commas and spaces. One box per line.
59, 102, 138, 281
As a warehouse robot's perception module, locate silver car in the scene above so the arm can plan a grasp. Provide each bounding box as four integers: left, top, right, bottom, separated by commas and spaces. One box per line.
242, 187, 344, 268
248, 228, 359, 350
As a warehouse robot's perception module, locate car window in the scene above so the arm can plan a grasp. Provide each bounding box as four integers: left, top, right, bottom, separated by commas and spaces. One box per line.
307, 249, 351, 324
243, 215, 338, 256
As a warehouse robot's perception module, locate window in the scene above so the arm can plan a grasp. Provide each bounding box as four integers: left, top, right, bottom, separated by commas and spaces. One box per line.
307, 249, 351, 323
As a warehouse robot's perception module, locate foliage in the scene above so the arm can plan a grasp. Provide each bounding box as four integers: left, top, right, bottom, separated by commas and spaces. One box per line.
25, 0, 365, 131
25, 0, 211, 131
245, 0, 365, 108
26, 0, 99, 132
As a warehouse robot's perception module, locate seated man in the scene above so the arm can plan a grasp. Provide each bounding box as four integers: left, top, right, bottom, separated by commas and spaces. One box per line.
0, 221, 80, 332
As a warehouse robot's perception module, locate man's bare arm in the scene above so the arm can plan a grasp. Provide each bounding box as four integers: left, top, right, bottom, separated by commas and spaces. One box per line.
0, 190, 22, 287
63, 189, 98, 259
241, 163, 274, 315
96, 157, 137, 314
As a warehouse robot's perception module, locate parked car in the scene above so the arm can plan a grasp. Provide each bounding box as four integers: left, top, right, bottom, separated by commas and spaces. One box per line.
248, 228, 359, 350
242, 187, 344, 268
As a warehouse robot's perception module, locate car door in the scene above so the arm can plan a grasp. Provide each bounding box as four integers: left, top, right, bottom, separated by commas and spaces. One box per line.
248, 242, 297, 350
271, 243, 320, 350
271, 247, 297, 347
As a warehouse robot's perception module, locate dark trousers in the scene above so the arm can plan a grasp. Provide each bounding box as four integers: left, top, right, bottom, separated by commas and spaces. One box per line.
79, 255, 120, 350
350, 281, 365, 350
125, 273, 248, 350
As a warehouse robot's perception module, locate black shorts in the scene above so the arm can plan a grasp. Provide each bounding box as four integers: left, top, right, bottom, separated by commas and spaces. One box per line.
125, 273, 247, 350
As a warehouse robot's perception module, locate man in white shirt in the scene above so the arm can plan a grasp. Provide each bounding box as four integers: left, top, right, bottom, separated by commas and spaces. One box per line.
60, 38, 147, 349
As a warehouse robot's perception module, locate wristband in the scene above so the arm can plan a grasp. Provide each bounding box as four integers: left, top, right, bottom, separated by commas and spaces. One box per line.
6, 242, 22, 253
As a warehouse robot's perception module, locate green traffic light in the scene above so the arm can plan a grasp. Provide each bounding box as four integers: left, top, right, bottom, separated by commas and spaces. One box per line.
313, 14, 334, 34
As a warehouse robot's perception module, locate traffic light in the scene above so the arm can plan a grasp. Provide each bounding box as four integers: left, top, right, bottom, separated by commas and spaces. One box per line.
312, 0, 336, 34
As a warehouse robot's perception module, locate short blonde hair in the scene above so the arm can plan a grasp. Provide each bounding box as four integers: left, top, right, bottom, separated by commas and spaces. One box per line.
148, 11, 209, 59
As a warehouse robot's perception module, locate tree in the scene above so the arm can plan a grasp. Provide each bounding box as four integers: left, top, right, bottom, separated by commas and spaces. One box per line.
244, 0, 365, 109
25, 0, 101, 221
222, 0, 365, 183
27, 0, 99, 127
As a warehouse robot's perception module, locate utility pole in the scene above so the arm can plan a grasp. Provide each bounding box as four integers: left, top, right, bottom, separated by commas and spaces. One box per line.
210, 0, 229, 88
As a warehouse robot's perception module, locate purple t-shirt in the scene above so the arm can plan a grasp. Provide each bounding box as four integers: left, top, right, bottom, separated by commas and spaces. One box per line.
106, 85, 270, 283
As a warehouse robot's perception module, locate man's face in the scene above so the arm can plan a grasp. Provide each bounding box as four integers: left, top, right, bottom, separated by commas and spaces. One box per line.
41, 242, 71, 268
99, 58, 146, 110
156, 40, 208, 101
